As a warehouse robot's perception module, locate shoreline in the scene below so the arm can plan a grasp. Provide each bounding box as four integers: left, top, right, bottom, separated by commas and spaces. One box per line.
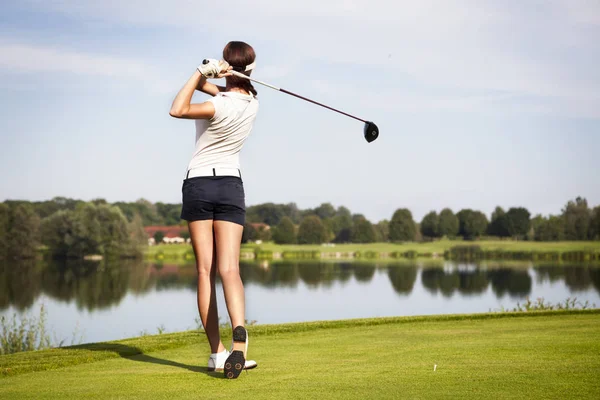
144, 240, 600, 262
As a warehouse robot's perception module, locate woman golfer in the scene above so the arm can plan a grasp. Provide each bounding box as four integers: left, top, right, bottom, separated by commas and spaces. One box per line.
169, 41, 258, 379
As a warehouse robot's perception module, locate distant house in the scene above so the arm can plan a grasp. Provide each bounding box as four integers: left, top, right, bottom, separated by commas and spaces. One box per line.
248, 222, 271, 244
250, 223, 271, 231
144, 226, 189, 245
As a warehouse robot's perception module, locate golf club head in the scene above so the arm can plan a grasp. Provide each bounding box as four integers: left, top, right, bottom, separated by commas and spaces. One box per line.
364, 121, 379, 143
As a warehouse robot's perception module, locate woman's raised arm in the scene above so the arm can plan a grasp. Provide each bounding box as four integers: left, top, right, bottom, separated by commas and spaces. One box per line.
169, 71, 216, 119
195, 74, 225, 96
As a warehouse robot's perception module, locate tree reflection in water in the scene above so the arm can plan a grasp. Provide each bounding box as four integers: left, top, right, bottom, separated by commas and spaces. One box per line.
487, 269, 532, 297
422, 265, 533, 298
387, 265, 418, 295
1, 260, 599, 312
0, 260, 43, 311
353, 263, 376, 283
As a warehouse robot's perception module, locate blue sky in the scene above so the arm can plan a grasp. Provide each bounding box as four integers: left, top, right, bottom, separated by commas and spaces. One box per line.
1, 0, 599, 222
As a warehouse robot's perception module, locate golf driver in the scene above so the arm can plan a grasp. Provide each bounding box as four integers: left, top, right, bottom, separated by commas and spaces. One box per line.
206, 60, 379, 143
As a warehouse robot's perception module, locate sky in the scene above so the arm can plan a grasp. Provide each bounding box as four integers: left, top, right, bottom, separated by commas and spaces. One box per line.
0, 0, 599, 222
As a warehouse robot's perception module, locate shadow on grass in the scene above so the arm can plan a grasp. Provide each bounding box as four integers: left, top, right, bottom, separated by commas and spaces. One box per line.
73, 343, 222, 378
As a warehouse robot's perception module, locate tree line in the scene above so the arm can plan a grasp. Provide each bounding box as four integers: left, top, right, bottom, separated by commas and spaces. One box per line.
1, 199, 147, 260
1, 196, 599, 259
243, 197, 600, 244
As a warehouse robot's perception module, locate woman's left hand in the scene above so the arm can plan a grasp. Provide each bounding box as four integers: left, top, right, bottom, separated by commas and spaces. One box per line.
216, 60, 233, 78
199, 59, 232, 79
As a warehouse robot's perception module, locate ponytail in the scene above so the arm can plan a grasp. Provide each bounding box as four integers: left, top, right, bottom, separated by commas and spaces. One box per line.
223, 41, 258, 96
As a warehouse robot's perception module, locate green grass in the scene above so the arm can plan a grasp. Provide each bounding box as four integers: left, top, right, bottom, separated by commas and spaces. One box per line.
1, 311, 599, 399
145, 240, 600, 261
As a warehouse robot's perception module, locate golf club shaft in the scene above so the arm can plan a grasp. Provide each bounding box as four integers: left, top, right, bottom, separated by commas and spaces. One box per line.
229, 70, 366, 123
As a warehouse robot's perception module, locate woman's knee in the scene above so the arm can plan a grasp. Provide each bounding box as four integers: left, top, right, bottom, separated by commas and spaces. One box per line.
218, 264, 240, 280
196, 260, 214, 277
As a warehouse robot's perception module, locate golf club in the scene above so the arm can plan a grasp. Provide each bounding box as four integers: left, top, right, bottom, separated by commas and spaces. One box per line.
210, 61, 379, 143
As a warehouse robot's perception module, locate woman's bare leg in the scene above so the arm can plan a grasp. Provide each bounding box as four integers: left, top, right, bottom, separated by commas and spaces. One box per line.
214, 221, 245, 332
189, 220, 225, 354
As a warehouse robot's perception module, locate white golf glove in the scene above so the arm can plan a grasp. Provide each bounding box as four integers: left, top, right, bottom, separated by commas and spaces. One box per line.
197, 59, 230, 79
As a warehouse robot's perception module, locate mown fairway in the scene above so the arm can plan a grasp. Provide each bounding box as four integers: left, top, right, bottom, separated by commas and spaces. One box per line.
1, 311, 599, 399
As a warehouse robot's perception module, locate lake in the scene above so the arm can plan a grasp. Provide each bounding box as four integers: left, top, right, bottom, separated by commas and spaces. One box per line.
1, 260, 599, 345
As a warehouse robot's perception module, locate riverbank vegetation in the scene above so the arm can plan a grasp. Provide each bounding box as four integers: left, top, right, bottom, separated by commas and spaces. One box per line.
145, 240, 600, 262
0, 199, 147, 260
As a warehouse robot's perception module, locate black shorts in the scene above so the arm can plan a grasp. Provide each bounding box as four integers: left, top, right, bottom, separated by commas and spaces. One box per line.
180, 176, 246, 226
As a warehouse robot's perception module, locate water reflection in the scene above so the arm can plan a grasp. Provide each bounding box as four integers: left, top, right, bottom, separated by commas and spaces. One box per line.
536, 264, 600, 293
488, 269, 532, 297
1, 260, 600, 313
0, 260, 43, 311
387, 267, 418, 295
0, 260, 155, 312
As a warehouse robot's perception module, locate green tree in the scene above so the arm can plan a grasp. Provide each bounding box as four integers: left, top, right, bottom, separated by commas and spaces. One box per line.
488, 206, 509, 237
562, 197, 591, 240
48, 203, 130, 257
505, 207, 531, 239
114, 198, 162, 225
591, 206, 600, 240
0, 203, 9, 258
352, 214, 366, 224
297, 216, 328, 244
272, 216, 297, 244
420, 211, 439, 238
535, 215, 566, 241
414, 222, 423, 242
389, 209, 416, 242
136, 199, 162, 225
457, 209, 472, 238
321, 218, 336, 243
95, 204, 130, 255
374, 220, 390, 242
438, 208, 459, 238
529, 214, 545, 241
155, 202, 182, 226
336, 206, 352, 219
7, 204, 41, 259
125, 213, 149, 257
91, 198, 108, 205
41, 210, 76, 258
332, 214, 353, 243
33, 197, 83, 220
314, 203, 336, 220
246, 203, 301, 226
153, 231, 165, 245
242, 223, 258, 243
469, 211, 488, 239
74, 203, 103, 255
351, 217, 377, 243
457, 209, 488, 240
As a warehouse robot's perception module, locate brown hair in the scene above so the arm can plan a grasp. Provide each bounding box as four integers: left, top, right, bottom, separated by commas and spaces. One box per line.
223, 41, 257, 96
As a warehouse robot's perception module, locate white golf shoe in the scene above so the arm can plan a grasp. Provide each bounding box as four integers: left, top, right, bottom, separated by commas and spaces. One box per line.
207, 349, 257, 372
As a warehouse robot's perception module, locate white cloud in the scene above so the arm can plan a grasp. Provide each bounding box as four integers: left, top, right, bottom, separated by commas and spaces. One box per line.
0, 42, 172, 92
8, 0, 600, 117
